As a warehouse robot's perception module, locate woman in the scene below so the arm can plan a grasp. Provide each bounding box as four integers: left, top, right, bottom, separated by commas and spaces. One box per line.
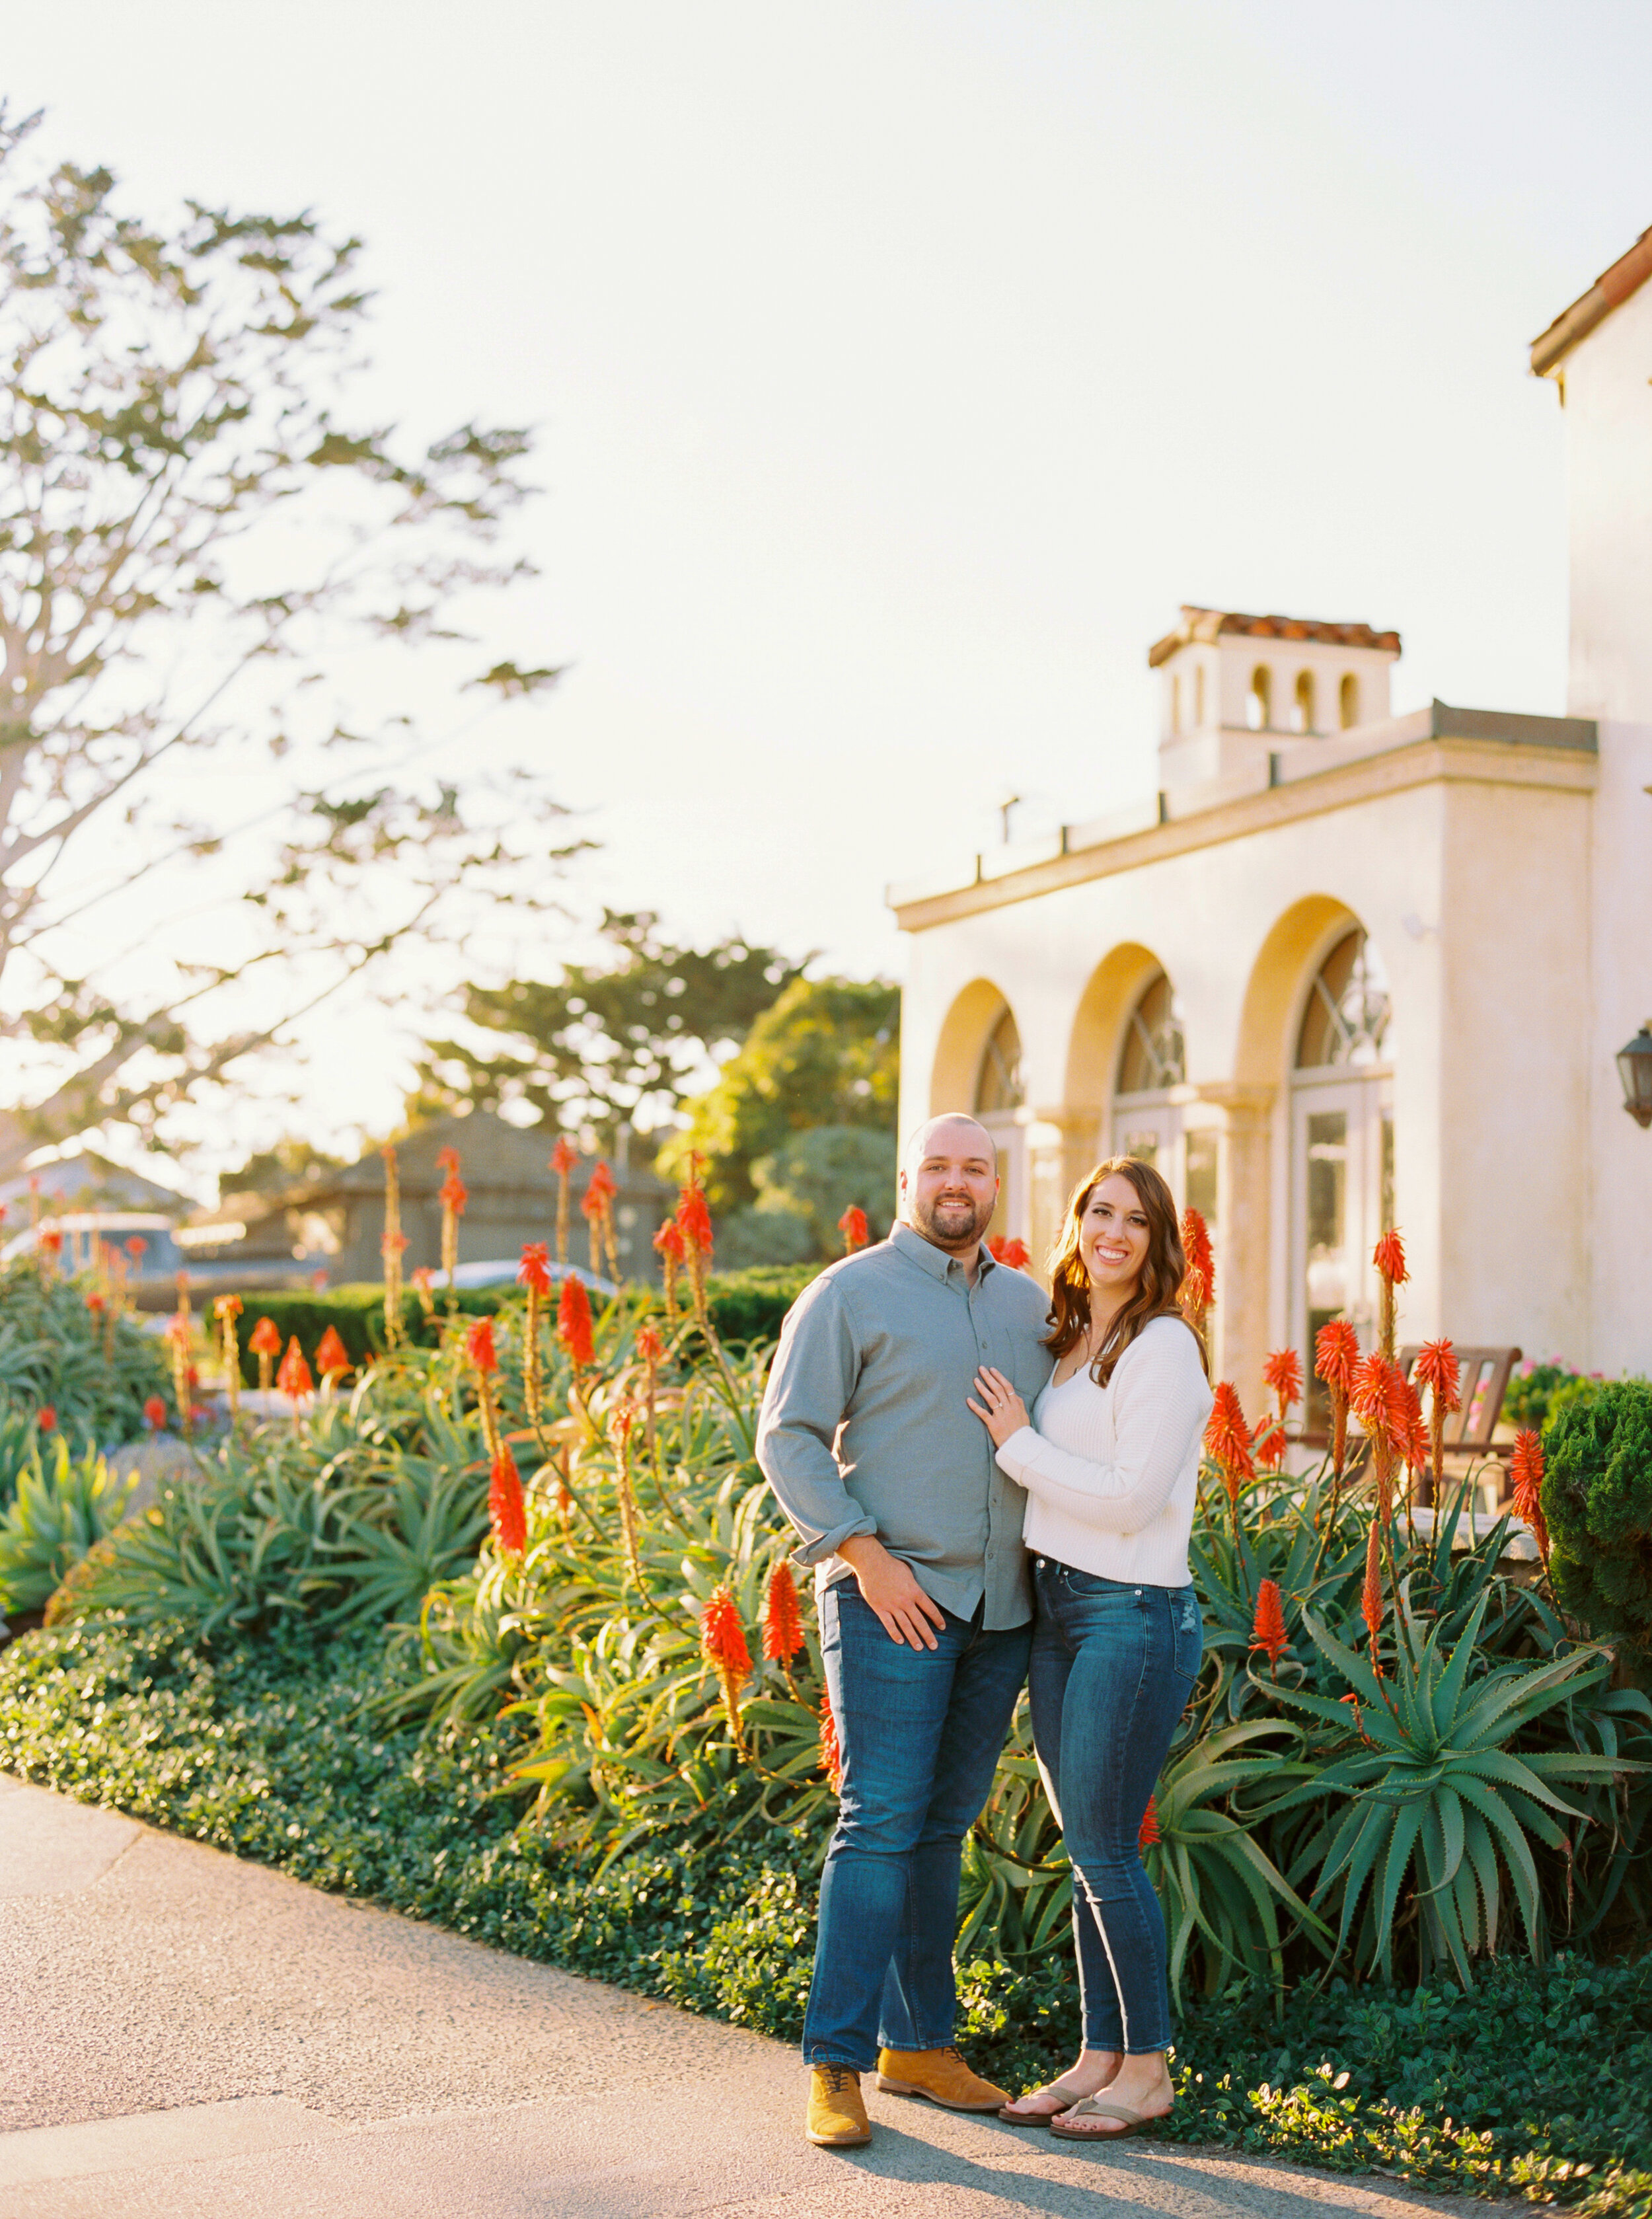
967, 1156, 1211, 2140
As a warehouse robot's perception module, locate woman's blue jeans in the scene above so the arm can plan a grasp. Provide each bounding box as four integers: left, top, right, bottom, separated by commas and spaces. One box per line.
1028, 1557, 1201, 2055
802, 1579, 1031, 2071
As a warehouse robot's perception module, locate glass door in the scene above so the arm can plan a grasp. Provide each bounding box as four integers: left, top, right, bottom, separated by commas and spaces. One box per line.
1293, 1076, 1391, 1427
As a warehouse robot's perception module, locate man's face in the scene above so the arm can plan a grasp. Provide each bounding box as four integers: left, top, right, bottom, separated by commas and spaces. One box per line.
901, 1121, 998, 1252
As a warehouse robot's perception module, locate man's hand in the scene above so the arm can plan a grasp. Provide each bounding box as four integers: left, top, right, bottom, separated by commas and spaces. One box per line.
837, 1536, 948, 1651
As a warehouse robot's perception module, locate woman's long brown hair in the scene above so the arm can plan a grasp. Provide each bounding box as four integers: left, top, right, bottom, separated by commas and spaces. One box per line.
1044, 1156, 1207, 1386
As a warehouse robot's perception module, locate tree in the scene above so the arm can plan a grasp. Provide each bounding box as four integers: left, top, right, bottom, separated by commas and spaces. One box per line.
410, 910, 806, 1147
660, 975, 900, 1222
0, 107, 570, 1176
215, 1135, 350, 1209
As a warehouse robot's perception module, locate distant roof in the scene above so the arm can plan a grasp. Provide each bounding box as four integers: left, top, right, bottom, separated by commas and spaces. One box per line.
284, 1111, 669, 1206
1531, 223, 1652, 377
1147, 605, 1401, 669
0, 1152, 188, 1217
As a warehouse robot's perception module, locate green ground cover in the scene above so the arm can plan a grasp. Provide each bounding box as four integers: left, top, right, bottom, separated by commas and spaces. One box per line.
3, 1613, 1647, 2213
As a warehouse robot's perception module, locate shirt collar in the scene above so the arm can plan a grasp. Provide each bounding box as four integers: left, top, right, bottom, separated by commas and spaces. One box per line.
889, 1219, 995, 1283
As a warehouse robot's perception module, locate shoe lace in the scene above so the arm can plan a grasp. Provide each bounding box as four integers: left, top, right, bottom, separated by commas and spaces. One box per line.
821, 2066, 858, 2094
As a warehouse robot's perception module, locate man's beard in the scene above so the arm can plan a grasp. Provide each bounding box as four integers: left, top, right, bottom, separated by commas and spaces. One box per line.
911, 1189, 994, 1248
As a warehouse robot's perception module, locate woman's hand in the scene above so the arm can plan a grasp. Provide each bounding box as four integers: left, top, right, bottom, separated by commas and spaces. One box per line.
968, 1365, 1030, 1447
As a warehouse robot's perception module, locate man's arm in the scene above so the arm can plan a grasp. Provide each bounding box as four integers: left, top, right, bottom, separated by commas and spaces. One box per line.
756, 1277, 947, 1651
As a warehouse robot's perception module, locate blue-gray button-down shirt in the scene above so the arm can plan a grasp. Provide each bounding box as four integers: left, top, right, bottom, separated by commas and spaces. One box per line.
755, 1222, 1055, 1629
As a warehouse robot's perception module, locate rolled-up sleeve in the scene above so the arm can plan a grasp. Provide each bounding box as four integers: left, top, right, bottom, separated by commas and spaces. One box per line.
756, 1278, 878, 1565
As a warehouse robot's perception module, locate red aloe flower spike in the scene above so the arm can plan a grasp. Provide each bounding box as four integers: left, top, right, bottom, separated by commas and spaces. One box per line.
436, 1144, 460, 1172
314, 1326, 350, 1378
838, 1204, 869, 1254
1361, 1518, 1384, 1648
489, 1445, 527, 1556
1179, 1207, 1215, 1325
465, 1318, 498, 1376
277, 1335, 314, 1400
143, 1394, 166, 1431
654, 1217, 686, 1322
1314, 1319, 1359, 1394
701, 1583, 753, 1748
1204, 1381, 1256, 1503
989, 1235, 1031, 1269
37, 1404, 56, 1432
636, 1321, 663, 1365
1372, 1227, 1407, 1360
1262, 1347, 1303, 1421
550, 1137, 578, 1175
550, 1137, 577, 1266
248, 1316, 281, 1353
762, 1559, 806, 1663
517, 1242, 553, 1296
677, 1182, 714, 1258
1138, 1794, 1161, 1850
124, 1235, 147, 1261
1396, 1370, 1430, 1474
439, 1170, 468, 1215
1254, 1417, 1287, 1472
587, 1160, 617, 1203
819, 1690, 843, 1793
1510, 1429, 1550, 1568
1415, 1338, 1461, 1411
557, 1275, 594, 1369
1252, 1577, 1289, 1669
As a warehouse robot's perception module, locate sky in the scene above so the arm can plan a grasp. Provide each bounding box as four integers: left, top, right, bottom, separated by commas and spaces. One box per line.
5, 0, 1651, 1186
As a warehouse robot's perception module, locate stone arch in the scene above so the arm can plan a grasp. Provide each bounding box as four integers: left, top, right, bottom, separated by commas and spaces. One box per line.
1233, 895, 1364, 1090
1063, 942, 1168, 1114
929, 977, 1016, 1118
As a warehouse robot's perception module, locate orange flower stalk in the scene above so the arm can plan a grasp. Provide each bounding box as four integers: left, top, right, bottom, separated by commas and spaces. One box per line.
819, 1690, 843, 1793
1252, 1577, 1289, 1670
636, 1319, 663, 1463
701, 1583, 752, 1749
1254, 1417, 1287, 1473
550, 1136, 578, 1267
557, 1275, 594, 1371
489, 1445, 528, 1556
438, 1150, 467, 1294
654, 1219, 686, 1322
1204, 1381, 1256, 1506
988, 1235, 1031, 1268
583, 1160, 620, 1281
1372, 1226, 1408, 1360
1351, 1351, 1404, 1518
1315, 1318, 1360, 1479
315, 1326, 351, 1383
1415, 1338, 1461, 1502
380, 1145, 406, 1349
675, 1164, 714, 1325
410, 1266, 437, 1318
1510, 1428, 1550, 1571
1138, 1794, 1161, 1850
1361, 1517, 1384, 1668
213, 1295, 244, 1425
838, 1204, 870, 1254
1263, 1348, 1303, 1425
465, 1316, 498, 1374
164, 1311, 194, 1440
124, 1234, 147, 1263
610, 1404, 643, 1585
276, 1336, 313, 1431
763, 1559, 806, 1663
465, 1317, 503, 1460
248, 1314, 281, 1394
1179, 1207, 1215, 1337
517, 1242, 553, 1425
143, 1394, 166, 1433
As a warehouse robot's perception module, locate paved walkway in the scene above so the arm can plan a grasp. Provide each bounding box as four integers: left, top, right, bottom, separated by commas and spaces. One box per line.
0, 1777, 1505, 2218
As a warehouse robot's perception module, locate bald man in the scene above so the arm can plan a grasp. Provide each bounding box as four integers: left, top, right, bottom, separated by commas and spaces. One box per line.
757, 1113, 1053, 2148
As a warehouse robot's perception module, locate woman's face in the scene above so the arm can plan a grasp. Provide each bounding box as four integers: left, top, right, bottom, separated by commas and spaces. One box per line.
1078, 1172, 1152, 1298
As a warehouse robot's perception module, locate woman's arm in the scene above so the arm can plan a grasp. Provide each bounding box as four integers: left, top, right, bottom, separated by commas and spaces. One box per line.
992, 1335, 1210, 1535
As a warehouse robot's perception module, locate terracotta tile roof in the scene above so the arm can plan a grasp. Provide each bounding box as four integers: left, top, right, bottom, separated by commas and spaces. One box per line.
1530, 223, 1652, 377
1146, 605, 1401, 669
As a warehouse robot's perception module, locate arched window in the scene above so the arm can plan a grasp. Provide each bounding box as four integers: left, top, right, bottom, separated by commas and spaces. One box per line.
1339, 672, 1359, 729
1246, 666, 1272, 732
1296, 929, 1390, 1070
1117, 972, 1185, 1094
1293, 670, 1315, 733
1292, 926, 1394, 1409
1170, 673, 1182, 735
1193, 664, 1206, 726
975, 1006, 1024, 1115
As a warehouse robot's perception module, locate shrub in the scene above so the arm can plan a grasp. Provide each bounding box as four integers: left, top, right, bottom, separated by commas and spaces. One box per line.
224, 1283, 509, 1378
0, 1258, 173, 1446
1506, 1360, 1606, 1431
0, 1435, 135, 1614
1546, 1378, 1652, 1656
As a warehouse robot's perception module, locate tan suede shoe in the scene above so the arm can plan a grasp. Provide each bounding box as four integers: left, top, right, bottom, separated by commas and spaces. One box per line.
876, 2045, 1011, 2112
806, 2064, 872, 2146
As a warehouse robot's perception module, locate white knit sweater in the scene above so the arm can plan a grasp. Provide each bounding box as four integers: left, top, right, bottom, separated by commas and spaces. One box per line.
994, 1314, 1213, 1587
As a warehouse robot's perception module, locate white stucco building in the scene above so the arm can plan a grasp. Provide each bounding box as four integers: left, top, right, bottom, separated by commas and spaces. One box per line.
892, 227, 1652, 1408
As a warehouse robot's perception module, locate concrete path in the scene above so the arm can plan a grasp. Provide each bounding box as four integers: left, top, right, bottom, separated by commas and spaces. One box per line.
0, 1776, 1505, 2218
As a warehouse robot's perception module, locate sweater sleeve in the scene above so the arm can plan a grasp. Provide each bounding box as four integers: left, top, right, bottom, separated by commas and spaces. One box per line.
993, 1328, 1211, 1536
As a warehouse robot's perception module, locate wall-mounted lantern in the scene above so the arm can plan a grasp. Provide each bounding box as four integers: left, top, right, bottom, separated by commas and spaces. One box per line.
1619, 1021, 1652, 1128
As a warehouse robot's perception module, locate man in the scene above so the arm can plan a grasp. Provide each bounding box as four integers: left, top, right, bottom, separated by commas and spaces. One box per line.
756, 1113, 1054, 2150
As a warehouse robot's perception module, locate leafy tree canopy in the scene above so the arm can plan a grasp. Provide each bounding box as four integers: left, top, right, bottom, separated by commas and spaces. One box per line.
659, 975, 899, 1219
409, 911, 807, 1149
216, 1136, 351, 1207
0, 106, 570, 1175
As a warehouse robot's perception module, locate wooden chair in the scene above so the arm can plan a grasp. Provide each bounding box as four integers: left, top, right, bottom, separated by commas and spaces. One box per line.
1398, 1345, 1523, 1509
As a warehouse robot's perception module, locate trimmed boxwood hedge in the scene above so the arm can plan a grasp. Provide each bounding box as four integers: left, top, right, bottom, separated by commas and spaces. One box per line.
2, 1615, 1649, 2212
225, 1263, 825, 1382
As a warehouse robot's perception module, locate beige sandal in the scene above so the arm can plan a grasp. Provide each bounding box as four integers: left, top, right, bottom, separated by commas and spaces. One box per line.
996, 2084, 1084, 2126
1049, 2095, 1164, 2140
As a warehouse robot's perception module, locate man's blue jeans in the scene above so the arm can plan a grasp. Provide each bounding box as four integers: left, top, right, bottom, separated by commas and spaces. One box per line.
803, 1578, 1030, 2070
1028, 1558, 1202, 2054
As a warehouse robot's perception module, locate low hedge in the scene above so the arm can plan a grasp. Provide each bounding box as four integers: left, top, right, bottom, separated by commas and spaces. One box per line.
2, 1615, 1649, 2213
223, 1263, 824, 1380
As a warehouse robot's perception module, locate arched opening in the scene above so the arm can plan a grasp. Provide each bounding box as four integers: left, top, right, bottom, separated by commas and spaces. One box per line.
1170, 673, 1182, 735
975, 1006, 1024, 1115
1193, 663, 1206, 726
1246, 665, 1272, 731
1112, 968, 1185, 1184
1339, 672, 1360, 730
1292, 925, 1393, 1421
1292, 670, 1315, 734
